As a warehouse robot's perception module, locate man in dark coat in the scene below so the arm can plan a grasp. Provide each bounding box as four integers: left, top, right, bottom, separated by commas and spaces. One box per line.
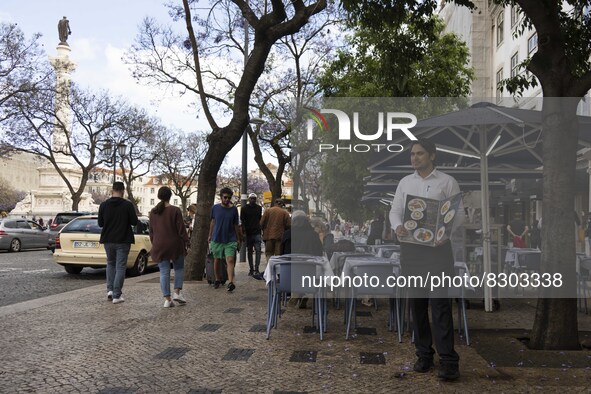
98, 181, 138, 304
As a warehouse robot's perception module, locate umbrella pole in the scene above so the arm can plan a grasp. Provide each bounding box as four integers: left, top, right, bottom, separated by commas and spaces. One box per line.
480, 129, 493, 312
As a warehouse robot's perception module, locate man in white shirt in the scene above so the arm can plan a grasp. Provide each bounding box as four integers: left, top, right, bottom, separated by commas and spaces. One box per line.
389, 138, 462, 381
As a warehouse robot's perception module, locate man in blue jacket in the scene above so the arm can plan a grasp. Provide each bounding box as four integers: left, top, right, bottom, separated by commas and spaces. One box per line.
98, 181, 138, 304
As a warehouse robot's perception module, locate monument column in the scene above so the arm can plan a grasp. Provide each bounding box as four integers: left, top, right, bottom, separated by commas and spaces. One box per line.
49, 37, 76, 167
11, 17, 98, 218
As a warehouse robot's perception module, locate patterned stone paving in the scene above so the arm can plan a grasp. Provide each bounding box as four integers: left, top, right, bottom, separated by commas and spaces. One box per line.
0, 263, 590, 393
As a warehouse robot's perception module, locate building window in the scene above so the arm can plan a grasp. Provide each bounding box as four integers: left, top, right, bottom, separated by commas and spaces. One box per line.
510, 5, 519, 27
150, 199, 155, 205
528, 32, 538, 55
497, 11, 504, 46
151, 188, 155, 194
510, 52, 519, 78
496, 68, 504, 103
174, 199, 179, 206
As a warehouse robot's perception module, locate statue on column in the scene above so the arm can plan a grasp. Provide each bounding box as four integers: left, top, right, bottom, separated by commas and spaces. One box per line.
58, 16, 71, 44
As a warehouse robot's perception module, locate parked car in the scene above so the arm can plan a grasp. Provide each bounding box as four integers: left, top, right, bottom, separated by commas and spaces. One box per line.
53, 215, 154, 276
0, 218, 52, 252
47, 211, 92, 252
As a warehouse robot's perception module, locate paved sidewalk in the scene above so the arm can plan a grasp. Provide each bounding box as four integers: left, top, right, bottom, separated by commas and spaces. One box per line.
0, 260, 590, 393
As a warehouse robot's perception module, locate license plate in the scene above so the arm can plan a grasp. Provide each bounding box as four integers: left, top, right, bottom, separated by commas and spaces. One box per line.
73, 241, 98, 248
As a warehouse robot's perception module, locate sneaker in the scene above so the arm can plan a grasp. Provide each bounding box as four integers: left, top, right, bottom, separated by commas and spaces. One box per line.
252, 273, 264, 281
172, 292, 187, 304
227, 282, 236, 292
112, 295, 125, 304
248, 270, 254, 276
107, 291, 113, 300
163, 299, 175, 308
254, 270, 261, 276
413, 358, 434, 373
214, 281, 221, 289
438, 364, 460, 381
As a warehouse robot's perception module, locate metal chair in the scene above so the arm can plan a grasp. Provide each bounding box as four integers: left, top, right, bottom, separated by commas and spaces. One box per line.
450, 264, 474, 345
266, 258, 327, 340
345, 262, 402, 342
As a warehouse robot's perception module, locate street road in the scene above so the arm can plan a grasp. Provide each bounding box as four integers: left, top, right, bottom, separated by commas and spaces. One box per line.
0, 249, 106, 307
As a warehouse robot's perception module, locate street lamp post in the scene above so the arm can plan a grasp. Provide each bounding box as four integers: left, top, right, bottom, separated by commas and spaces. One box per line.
103, 141, 127, 183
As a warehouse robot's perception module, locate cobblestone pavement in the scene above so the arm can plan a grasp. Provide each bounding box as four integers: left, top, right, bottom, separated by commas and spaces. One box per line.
0, 260, 590, 393
0, 250, 107, 307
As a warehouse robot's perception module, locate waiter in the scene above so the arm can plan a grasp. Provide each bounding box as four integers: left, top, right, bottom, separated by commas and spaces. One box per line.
389, 138, 463, 381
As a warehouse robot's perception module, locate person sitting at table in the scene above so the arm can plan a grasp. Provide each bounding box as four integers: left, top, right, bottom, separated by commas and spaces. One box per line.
280, 210, 323, 308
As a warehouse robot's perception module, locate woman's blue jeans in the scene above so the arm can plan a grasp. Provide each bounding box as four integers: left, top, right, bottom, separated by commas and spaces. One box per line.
158, 255, 185, 297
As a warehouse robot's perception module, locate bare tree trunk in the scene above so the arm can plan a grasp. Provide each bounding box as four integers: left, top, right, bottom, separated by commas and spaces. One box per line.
529, 97, 580, 350
248, 128, 287, 203
184, 138, 228, 280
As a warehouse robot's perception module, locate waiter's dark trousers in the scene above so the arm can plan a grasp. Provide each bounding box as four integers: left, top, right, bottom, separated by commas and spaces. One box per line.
402, 242, 459, 365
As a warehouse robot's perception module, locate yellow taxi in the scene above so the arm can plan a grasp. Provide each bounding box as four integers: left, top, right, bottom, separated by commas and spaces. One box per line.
53, 215, 155, 276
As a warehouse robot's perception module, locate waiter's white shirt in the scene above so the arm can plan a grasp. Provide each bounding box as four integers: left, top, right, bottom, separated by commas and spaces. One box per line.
389, 168, 464, 232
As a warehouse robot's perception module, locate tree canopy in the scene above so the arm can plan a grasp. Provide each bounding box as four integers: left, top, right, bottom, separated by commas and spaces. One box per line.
314, 14, 473, 221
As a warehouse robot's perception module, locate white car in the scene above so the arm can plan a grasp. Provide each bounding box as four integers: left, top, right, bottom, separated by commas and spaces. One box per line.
53, 215, 155, 276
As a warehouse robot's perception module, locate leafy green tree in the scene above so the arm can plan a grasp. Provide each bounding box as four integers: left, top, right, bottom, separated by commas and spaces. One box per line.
318, 18, 472, 97
315, 14, 472, 221
342, 0, 591, 351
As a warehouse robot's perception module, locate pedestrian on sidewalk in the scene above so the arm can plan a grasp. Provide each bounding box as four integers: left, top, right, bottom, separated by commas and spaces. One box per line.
149, 186, 190, 308
240, 192, 263, 277
187, 203, 197, 240
208, 187, 243, 292
98, 181, 138, 304
260, 198, 291, 261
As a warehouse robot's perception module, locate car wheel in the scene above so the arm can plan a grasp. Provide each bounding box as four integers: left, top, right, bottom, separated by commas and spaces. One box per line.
64, 265, 83, 274
128, 251, 148, 277
9, 239, 21, 253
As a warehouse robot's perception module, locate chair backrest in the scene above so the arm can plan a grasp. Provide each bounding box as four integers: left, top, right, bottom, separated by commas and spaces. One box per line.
276, 260, 324, 294
350, 263, 398, 297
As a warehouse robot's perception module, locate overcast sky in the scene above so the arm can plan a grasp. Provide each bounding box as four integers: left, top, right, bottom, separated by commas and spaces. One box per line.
1, 0, 264, 170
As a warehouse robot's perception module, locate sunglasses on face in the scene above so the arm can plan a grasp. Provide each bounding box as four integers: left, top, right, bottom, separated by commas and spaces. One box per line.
222, 195, 232, 200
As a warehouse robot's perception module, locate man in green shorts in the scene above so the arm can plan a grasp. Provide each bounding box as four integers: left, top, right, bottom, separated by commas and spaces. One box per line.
208, 187, 243, 291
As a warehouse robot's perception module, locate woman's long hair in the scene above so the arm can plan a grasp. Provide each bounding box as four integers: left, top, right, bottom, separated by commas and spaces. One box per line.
152, 186, 172, 215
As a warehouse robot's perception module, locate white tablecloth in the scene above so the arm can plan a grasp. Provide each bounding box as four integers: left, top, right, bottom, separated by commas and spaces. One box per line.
504, 248, 541, 269
263, 255, 333, 285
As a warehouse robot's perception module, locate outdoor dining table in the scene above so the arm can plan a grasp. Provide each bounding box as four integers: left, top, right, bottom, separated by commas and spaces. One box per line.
504, 248, 541, 271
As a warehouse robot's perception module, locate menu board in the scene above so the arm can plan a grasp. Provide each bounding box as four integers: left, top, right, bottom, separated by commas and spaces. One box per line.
398, 193, 462, 247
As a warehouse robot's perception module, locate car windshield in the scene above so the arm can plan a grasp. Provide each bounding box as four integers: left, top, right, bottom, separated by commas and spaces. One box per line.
61, 218, 102, 234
